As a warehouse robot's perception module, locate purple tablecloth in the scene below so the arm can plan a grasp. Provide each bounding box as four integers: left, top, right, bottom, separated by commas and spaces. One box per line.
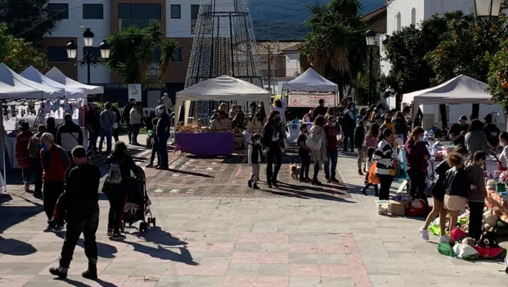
175, 132, 234, 155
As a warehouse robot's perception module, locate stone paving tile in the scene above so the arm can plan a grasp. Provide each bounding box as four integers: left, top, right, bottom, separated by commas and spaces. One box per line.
3, 144, 508, 286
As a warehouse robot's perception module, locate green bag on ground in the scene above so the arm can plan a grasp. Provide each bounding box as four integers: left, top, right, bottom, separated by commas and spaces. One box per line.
438, 242, 454, 257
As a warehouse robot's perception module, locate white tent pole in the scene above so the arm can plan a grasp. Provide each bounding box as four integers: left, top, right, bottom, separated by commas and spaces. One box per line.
0, 101, 6, 194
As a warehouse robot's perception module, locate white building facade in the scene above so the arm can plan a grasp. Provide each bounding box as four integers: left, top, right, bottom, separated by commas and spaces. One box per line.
43, 0, 202, 86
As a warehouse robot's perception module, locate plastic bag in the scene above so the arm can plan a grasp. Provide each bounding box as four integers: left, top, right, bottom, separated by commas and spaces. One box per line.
368, 162, 380, 184
438, 242, 454, 257
453, 243, 479, 260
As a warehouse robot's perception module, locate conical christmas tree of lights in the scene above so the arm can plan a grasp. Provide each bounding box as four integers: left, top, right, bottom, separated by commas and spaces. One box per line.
185, 0, 263, 88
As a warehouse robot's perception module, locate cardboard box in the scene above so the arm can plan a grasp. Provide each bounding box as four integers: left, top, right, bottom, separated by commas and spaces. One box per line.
389, 200, 405, 216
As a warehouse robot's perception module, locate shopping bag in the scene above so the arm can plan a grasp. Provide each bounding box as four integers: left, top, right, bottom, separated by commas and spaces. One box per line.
368, 162, 380, 184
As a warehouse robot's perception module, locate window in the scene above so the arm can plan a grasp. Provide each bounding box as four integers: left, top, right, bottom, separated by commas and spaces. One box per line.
191, 5, 200, 34
171, 4, 181, 19
83, 4, 103, 19
47, 3, 69, 19
411, 8, 416, 25
174, 47, 182, 62
47, 46, 68, 62
396, 12, 401, 31
83, 47, 100, 58
118, 3, 161, 30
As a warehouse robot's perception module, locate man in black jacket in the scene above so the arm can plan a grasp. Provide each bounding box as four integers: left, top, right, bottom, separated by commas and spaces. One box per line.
155, 106, 171, 169
49, 146, 101, 280
122, 98, 136, 144
56, 114, 84, 159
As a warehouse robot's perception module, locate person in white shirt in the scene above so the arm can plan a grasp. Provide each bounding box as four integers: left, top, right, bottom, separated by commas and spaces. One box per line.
129, 103, 142, 145
498, 132, 508, 170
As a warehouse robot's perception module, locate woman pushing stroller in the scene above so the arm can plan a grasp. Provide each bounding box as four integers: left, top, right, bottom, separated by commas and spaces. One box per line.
102, 141, 144, 239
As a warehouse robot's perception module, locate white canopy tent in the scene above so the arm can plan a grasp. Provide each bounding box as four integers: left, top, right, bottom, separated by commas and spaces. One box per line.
0, 63, 64, 99
282, 68, 338, 92
175, 75, 271, 129
45, 66, 104, 95
22, 66, 87, 99
402, 75, 493, 106
0, 63, 64, 194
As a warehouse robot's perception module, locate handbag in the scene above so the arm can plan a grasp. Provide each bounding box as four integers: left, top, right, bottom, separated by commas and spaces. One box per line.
306, 136, 322, 151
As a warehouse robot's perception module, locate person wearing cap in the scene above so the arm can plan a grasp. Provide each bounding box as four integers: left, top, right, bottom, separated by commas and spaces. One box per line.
99, 102, 116, 155
56, 114, 84, 159
49, 146, 101, 280
483, 113, 500, 149
448, 115, 468, 147
15, 121, 34, 192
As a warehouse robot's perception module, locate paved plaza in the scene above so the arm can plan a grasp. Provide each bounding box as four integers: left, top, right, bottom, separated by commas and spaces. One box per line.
1, 140, 507, 287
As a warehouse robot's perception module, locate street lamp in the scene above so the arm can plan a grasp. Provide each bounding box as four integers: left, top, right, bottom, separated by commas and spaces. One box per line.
66, 27, 110, 84
365, 30, 377, 106
474, 0, 502, 18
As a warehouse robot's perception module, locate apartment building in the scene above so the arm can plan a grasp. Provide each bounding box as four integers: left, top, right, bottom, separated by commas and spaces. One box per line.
41, 0, 202, 89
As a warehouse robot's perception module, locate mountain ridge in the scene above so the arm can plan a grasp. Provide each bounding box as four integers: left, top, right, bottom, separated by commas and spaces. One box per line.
248, 0, 386, 40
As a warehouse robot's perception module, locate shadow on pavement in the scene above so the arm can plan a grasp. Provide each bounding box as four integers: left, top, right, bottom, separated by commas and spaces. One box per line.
0, 235, 37, 255
55, 233, 119, 259
167, 169, 214, 178
125, 227, 198, 265
60, 277, 119, 287
0, 198, 43, 233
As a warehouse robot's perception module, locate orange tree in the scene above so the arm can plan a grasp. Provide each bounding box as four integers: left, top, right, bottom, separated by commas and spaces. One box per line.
426, 12, 508, 84
487, 39, 508, 111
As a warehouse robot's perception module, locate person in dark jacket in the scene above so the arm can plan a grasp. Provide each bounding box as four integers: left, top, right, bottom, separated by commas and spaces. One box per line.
112, 106, 121, 143
341, 103, 356, 152
262, 111, 284, 188
85, 104, 101, 153
103, 141, 143, 239
483, 113, 500, 149
146, 115, 160, 168
15, 121, 34, 192
444, 152, 469, 236
49, 146, 101, 280
122, 98, 136, 144
466, 151, 487, 241
394, 112, 408, 144
312, 99, 327, 119
155, 106, 171, 169
354, 117, 368, 175
247, 133, 263, 189
46, 117, 58, 139
448, 115, 468, 147
56, 114, 84, 159
419, 145, 467, 242
323, 115, 340, 183
404, 127, 430, 199
40, 133, 71, 231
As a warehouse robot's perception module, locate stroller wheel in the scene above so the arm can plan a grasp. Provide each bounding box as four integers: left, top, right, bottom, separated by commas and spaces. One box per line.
120, 222, 125, 233
152, 217, 156, 227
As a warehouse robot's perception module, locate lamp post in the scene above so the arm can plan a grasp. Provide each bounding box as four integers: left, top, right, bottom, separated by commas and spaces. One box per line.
365, 30, 377, 106
66, 28, 110, 84
474, 0, 502, 18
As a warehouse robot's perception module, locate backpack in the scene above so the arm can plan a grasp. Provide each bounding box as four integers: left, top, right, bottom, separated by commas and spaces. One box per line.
106, 158, 125, 184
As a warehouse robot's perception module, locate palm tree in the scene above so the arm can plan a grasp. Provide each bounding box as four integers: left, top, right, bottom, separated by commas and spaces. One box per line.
300, 0, 367, 99
107, 21, 179, 87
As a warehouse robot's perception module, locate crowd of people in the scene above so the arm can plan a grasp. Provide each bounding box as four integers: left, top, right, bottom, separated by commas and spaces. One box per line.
246, 97, 505, 245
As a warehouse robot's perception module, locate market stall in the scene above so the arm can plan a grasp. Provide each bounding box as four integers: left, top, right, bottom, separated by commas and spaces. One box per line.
282, 68, 338, 142
402, 75, 502, 128
0, 63, 64, 192
174, 76, 271, 156
45, 67, 104, 95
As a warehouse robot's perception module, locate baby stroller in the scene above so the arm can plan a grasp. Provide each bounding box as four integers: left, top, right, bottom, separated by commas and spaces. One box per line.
120, 167, 156, 233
